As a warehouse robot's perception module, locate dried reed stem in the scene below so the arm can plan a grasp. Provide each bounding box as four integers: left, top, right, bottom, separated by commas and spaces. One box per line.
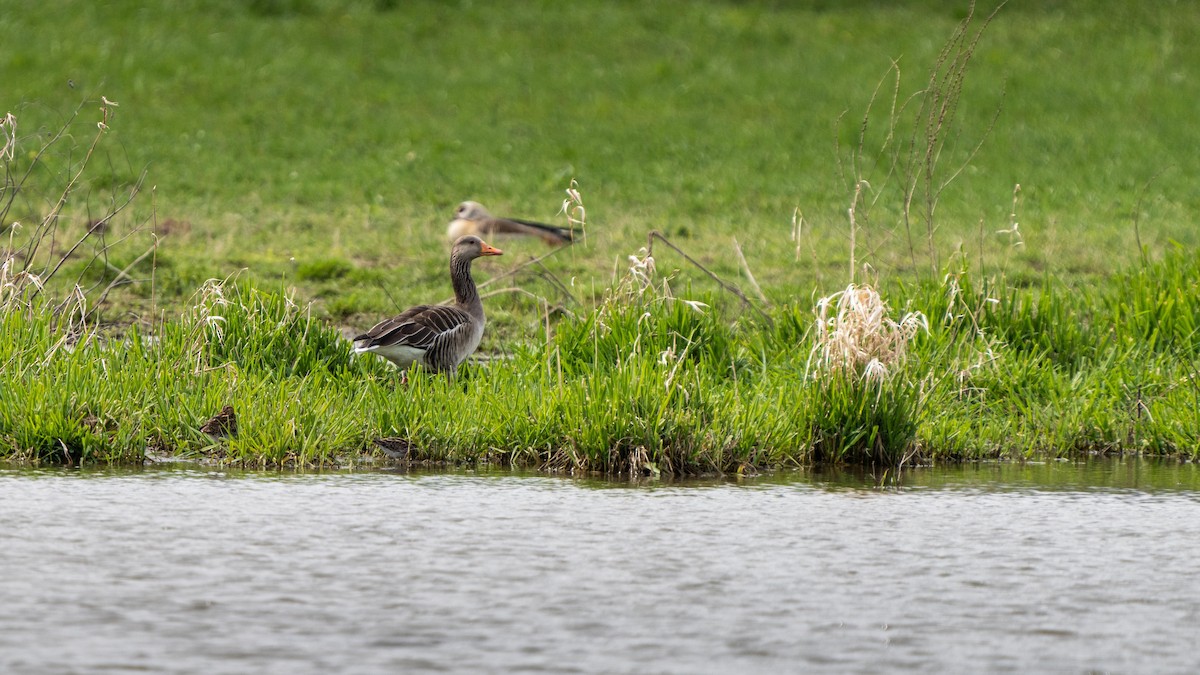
732, 237, 769, 307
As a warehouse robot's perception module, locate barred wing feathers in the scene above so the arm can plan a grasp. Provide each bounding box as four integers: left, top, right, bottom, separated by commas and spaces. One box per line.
353, 305, 473, 351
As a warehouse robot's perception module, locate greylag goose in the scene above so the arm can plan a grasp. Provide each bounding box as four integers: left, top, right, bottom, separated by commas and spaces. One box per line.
448, 201, 578, 246
353, 235, 502, 374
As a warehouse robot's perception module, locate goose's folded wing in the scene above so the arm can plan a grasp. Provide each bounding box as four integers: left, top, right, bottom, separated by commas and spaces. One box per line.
353, 305, 473, 350
484, 217, 575, 243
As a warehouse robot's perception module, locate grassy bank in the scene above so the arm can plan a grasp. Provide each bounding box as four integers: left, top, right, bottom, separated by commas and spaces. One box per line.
3, 1, 1200, 472
3, 247, 1198, 472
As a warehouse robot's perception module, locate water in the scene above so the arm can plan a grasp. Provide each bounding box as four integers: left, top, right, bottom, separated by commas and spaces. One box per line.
2, 460, 1199, 674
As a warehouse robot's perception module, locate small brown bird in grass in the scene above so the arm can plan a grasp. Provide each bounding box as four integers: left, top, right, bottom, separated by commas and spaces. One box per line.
200, 405, 238, 438
372, 437, 412, 460
353, 235, 503, 375
447, 201, 578, 246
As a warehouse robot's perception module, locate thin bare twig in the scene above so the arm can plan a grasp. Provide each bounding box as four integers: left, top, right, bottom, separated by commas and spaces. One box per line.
646, 230, 773, 326
3, 102, 86, 233
374, 278, 406, 313
732, 237, 769, 307
89, 237, 159, 316
533, 259, 579, 305
477, 244, 569, 291
23, 98, 118, 272
479, 286, 547, 303
440, 245, 573, 306
1132, 167, 1169, 269
29, 168, 146, 301
899, 0, 1008, 276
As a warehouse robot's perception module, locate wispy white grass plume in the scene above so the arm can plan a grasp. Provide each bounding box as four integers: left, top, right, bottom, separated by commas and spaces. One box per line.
810, 283, 927, 382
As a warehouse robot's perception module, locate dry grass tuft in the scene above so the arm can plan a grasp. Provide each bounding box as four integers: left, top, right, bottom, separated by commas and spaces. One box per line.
560, 178, 587, 244
0, 111, 15, 162
0, 256, 41, 312
810, 283, 927, 382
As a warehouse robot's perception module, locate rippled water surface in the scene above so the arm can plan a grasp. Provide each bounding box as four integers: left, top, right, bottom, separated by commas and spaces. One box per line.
2, 460, 1199, 674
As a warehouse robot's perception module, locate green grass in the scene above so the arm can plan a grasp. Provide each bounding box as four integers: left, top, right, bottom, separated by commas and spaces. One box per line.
3, 1, 1200, 471
2, 251, 1199, 471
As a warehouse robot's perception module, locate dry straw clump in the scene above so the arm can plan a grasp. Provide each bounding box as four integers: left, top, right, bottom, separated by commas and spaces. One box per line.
810, 283, 927, 382
0, 256, 40, 311
1, 111, 16, 162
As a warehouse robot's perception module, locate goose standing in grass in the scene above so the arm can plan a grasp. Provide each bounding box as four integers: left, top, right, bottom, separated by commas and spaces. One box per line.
353, 235, 503, 375
448, 200, 578, 246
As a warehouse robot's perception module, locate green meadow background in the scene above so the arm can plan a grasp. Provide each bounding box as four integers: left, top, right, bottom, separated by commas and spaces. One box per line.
5, 0, 1199, 328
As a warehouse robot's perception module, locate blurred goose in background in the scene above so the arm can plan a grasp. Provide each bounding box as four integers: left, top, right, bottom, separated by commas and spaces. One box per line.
448, 201, 578, 246
353, 235, 502, 375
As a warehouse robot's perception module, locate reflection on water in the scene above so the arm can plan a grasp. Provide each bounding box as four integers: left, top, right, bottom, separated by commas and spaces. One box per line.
1, 458, 1198, 674
808, 456, 1200, 493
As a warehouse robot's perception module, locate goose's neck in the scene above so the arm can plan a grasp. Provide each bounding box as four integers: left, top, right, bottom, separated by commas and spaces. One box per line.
450, 254, 483, 317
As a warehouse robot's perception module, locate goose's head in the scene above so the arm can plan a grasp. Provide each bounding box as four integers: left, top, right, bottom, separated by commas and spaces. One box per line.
453, 201, 491, 222
452, 235, 503, 260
